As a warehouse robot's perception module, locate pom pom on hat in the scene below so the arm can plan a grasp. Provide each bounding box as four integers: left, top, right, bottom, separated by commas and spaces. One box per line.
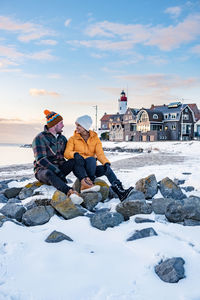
44, 109, 63, 128
76, 115, 92, 131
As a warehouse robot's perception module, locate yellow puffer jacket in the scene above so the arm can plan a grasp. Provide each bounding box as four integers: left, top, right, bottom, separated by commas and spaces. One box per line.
64, 130, 110, 165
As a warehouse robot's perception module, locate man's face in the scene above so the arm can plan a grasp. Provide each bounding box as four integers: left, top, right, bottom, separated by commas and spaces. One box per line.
75, 122, 87, 134
55, 121, 64, 133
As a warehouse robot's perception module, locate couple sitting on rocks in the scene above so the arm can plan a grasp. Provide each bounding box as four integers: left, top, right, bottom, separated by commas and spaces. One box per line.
32, 110, 133, 203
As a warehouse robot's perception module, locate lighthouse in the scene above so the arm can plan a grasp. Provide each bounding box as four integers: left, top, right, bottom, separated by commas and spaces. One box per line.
118, 90, 127, 114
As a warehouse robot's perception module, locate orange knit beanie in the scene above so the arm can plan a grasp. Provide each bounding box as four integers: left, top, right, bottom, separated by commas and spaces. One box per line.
44, 110, 63, 128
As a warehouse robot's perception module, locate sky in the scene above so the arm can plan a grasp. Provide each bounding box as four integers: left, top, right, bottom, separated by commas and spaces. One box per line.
0, 0, 200, 143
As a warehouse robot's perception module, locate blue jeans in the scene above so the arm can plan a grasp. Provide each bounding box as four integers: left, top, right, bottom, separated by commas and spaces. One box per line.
74, 157, 118, 184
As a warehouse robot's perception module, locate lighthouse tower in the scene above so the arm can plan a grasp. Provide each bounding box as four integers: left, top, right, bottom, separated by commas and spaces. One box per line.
118, 90, 127, 114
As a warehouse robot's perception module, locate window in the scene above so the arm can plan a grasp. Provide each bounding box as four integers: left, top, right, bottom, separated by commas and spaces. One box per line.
171, 114, 176, 119
183, 114, 189, 120
140, 111, 148, 122
153, 114, 158, 119
164, 114, 168, 119
172, 124, 176, 130
151, 125, 163, 131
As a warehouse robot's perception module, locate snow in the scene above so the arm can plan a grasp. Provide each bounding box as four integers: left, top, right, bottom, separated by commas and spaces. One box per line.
0, 141, 200, 300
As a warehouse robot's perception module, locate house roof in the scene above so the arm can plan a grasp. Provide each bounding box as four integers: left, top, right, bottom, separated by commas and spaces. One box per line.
100, 114, 113, 121
188, 104, 200, 121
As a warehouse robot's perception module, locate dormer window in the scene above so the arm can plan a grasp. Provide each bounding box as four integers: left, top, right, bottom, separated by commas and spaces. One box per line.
153, 114, 158, 119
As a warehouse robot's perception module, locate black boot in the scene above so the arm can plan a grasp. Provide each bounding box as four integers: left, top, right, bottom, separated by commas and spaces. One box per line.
111, 181, 134, 201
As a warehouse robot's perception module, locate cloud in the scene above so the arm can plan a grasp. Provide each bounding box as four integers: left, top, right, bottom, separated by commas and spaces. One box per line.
37, 39, 58, 45
165, 6, 182, 18
190, 44, 200, 55
29, 88, 61, 97
0, 45, 23, 59
28, 50, 56, 61
69, 13, 200, 52
0, 58, 19, 68
47, 73, 61, 79
0, 15, 55, 42
64, 19, 72, 27
0, 118, 23, 123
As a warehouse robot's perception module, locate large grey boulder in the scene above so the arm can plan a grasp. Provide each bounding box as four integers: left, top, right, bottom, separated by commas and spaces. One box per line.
81, 192, 102, 211
45, 230, 73, 243
22, 206, 53, 226
0, 203, 26, 222
135, 217, 155, 223
127, 227, 157, 241
165, 200, 185, 223
4, 187, 22, 199
90, 210, 124, 231
152, 197, 175, 214
159, 177, 186, 200
155, 257, 185, 283
51, 190, 84, 220
116, 199, 152, 220
165, 196, 200, 223
135, 174, 158, 199
18, 181, 43, 200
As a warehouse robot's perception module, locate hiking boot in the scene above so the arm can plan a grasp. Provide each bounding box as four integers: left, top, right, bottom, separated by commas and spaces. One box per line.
111, 181, 134, 201
81, 177, 100, 193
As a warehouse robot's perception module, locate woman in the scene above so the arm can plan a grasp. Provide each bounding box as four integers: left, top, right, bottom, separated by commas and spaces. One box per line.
64, 115, 133, 200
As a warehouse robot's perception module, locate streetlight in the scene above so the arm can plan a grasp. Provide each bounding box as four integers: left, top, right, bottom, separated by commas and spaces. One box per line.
93, 105, 98, 131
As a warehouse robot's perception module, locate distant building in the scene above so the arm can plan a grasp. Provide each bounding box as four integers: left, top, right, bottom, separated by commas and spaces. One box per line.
118, 90, 127, 114
100, 91, 199, 141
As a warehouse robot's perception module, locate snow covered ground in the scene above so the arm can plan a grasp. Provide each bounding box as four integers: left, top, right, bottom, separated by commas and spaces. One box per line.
0, 141, 200, 300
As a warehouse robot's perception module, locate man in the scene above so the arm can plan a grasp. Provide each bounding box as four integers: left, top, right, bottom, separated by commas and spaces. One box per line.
64, 115, 134, 201
32, 109, 82, 202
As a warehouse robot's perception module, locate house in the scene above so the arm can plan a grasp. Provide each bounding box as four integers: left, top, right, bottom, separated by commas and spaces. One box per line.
108, 113, 124, 141
100, 113, 113, 130
123, 108, 140, 141
150, 102, 195, 140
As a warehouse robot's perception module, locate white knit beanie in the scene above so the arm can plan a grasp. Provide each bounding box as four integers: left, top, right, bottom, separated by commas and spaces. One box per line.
76, 115, 92, 131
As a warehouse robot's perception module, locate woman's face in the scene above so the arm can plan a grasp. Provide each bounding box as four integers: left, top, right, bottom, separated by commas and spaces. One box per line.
75, 122, 87, 134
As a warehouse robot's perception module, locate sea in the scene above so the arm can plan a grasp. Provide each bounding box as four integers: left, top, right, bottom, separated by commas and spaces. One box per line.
0, 143, 34, 167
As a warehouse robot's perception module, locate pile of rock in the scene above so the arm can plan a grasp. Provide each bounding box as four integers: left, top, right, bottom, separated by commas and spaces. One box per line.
0, 174, 199, 283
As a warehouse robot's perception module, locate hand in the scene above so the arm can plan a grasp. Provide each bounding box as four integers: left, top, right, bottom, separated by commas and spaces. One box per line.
104, 162, 111, 171
74, 153, 85, 164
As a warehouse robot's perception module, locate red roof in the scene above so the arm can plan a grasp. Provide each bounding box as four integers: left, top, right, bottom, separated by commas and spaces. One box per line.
100, 114, 113, 121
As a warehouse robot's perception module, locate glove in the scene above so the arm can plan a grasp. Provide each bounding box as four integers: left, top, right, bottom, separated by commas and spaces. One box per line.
104, 162, 111, 172
74, 153, 85, 164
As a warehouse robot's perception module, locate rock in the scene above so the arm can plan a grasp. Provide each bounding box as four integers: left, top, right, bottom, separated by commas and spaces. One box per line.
35, 199, 52, 206
182, 186, 195, 192
7, 198, 21, 204
184, 219, 200, 226
94, 178, 109, 201
135, 217, 155, 223
4, 187, 22, 199
22, 206, 52, 226
116, 200, 152, 220
152, 198, 175, 215
18, 181, 43, 200
0, 203, 26, 222
165, 200, 185, 223
182, 172, 191, 175
45, 230, 73, 243
81, 192, 102, 211
165, 196, 200, 223
0, 179, 13, 192
127, 227, 158, 241
135, 174, 158, 199
51, 190, 84, 220
124, 189, 146, 201
159, 177, 186, 200
24, 199, 38, 210
155, 257, 185, 283
0, 215, 8, 227
72, 178, 81, 193
174, 179, 185, 185
90, 210, 124, 231
0, 194, 8, 203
